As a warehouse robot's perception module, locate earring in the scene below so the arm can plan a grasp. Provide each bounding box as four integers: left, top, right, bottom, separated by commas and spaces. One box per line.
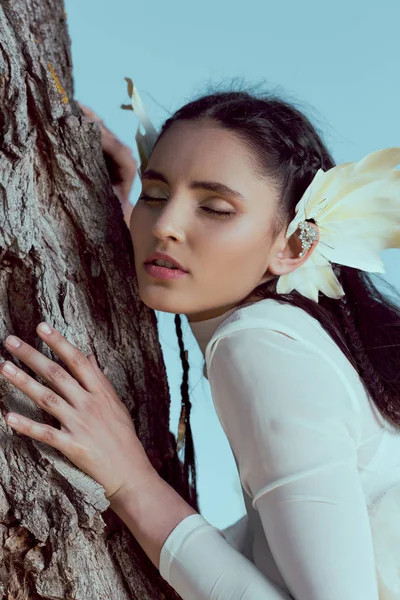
298, 221, 318, 258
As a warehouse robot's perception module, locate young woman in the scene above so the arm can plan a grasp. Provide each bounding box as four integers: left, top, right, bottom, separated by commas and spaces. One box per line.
1, 88, 400, 600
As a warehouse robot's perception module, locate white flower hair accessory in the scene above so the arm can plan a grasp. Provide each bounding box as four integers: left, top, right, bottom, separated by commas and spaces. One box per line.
121, 78, 158, 176
276, 148, 400, 302
121, 80, 400, 304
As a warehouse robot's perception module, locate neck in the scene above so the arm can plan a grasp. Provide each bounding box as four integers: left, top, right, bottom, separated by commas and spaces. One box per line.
186, 305, 238, 323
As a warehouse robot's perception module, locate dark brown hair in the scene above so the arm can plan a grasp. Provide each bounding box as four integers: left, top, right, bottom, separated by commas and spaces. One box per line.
154, 89, 400, 511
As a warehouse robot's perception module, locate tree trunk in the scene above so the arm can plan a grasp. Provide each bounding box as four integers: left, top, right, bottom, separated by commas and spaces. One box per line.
0, 1, 186, 598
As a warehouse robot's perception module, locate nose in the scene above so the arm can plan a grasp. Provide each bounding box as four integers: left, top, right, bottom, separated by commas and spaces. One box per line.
151, 200, 187, 243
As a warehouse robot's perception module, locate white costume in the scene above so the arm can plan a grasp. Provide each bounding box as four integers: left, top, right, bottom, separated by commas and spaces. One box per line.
159, 298, 400, 599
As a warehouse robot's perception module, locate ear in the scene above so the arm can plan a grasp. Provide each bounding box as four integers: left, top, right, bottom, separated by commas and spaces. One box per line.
262, 222, 319, 281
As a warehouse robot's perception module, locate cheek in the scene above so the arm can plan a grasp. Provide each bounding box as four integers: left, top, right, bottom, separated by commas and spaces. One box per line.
207, 220, 268, 267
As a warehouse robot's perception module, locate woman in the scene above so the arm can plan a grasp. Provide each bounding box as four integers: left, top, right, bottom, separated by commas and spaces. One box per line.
1, 87, 400, 599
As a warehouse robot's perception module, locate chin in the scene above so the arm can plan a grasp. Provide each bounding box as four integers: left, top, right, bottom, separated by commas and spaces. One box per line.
138, 287, 187, 315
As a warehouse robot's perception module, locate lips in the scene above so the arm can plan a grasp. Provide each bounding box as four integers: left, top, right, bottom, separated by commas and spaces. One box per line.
144, 263, 188, 280
144, 252, 188, 272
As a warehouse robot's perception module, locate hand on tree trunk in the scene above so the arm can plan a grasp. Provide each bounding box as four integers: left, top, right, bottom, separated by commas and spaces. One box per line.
0, 323, 155, 501
79, 102, 137, 228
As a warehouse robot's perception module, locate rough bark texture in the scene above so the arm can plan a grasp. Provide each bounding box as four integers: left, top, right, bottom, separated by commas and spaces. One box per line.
0, 1, 185, 598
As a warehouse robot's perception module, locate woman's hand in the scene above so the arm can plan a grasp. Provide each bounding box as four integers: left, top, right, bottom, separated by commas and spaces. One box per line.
79, 103, 137, 227
0, 323, 154, 501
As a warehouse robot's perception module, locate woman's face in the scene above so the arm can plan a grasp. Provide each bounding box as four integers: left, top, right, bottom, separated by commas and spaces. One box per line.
130, 119, 284, 322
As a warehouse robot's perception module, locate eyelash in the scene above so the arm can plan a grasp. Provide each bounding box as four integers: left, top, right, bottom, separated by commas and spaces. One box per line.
139, 194, 235, 219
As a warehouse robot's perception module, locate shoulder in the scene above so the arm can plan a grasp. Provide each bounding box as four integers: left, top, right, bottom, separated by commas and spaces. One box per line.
206, 297, 339, 363
205, 298, 365, 421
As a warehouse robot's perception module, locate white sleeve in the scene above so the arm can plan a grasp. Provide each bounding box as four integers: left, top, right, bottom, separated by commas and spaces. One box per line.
205, 327, 380, 600
159, 513, 292, 600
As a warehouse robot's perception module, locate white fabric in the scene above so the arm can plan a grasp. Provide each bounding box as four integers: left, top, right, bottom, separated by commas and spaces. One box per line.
159, 298, 400, 599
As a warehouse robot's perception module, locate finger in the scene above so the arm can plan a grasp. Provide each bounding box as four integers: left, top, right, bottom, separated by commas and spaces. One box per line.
78, 102, 104, 124
2, 332, 83, 404
87, 354, 115, 394
35, 324, 103, 393
87, 354, 99, 369
5, 412, 70, 453
101, 129, 133, 159
79, 107, 115, 142
78, 104, 118, 142
79, 109, 136, 173
3, 324, 100, 397
0, 360, 77, 426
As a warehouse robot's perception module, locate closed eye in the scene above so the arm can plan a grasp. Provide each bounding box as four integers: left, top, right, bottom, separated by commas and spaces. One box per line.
139, 194, 235, 219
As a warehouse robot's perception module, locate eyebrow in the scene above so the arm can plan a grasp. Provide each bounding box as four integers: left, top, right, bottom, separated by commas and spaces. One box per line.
142, 169, 246, 201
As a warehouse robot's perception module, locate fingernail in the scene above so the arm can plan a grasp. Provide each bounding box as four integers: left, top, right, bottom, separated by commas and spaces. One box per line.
7, 415, 19, 425
3, 362, 17, 375
5, 336, 21, 348
38, 323, 52, 335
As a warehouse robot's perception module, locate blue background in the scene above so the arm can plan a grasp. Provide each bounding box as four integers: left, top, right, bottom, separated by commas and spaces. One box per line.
65, 0, 400, 528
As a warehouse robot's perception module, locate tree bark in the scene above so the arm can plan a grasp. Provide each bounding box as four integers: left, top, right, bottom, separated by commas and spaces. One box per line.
0, 1, 186, 598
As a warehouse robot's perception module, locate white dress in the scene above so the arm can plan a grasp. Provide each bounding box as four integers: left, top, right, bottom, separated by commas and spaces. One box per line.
159, 298, 400, 600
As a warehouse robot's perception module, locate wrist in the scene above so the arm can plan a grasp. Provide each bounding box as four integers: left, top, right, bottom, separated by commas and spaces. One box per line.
108, 466, 159, 513
108, 469, 197, 569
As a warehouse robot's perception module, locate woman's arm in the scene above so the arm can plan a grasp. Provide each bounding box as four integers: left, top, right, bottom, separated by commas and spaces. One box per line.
108, 470, 197, 569
110, 462, 293, 599
0, 315, 291, 600
207, 327, 380, 600
110, 325, 380, 600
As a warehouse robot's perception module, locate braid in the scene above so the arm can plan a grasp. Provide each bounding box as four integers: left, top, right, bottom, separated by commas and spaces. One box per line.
174, 314, 200, 511
337, 288, 400, 429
